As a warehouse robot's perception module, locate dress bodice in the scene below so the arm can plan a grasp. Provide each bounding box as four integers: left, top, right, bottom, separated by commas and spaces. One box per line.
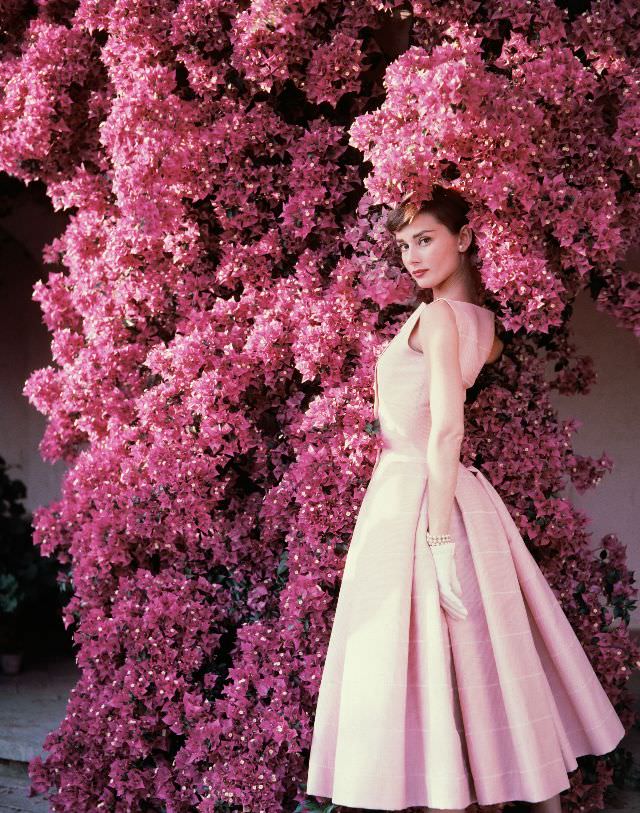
372, 298, 495, 460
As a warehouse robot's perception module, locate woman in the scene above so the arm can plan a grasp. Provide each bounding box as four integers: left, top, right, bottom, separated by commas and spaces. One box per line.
305, 186, 625, 812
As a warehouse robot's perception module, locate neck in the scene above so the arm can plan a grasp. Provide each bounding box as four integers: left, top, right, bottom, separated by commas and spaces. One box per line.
432, 263, 482, 305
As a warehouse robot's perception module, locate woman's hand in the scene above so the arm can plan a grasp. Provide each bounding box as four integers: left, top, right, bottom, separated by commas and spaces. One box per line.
430, 543, 468, 621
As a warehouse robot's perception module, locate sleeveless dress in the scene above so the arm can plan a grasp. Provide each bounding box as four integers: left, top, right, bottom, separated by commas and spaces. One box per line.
305, 297, 625, 811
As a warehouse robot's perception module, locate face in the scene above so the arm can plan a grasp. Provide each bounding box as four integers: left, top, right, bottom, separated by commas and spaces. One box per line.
394, 211, 471, 289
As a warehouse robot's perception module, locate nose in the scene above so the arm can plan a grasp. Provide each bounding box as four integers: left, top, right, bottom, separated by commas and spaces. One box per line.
406, 245, 420, 264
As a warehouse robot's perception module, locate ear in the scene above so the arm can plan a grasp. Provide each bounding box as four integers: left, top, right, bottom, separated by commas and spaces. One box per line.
459, 225, 473, 252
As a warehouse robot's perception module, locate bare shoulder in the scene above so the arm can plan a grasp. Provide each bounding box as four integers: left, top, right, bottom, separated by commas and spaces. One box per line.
412, 299, 458, 357
419, 299, 458, 336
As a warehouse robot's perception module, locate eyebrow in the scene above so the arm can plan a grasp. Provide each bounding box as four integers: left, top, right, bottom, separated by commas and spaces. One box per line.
394, 229, 435, 243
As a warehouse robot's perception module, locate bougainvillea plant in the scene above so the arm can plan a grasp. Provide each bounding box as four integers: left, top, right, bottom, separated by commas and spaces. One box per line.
0, 0, 638, 810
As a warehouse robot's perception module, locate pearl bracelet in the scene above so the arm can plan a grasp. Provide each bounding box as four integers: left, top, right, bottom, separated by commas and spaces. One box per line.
426, 530, 453, 546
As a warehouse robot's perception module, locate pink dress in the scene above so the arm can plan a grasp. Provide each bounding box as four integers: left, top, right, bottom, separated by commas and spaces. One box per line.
305, 297, 625, 811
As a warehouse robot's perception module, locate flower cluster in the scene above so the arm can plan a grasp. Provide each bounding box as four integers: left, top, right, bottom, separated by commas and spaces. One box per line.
0, 0, 636, 811
349, 13, 640, 334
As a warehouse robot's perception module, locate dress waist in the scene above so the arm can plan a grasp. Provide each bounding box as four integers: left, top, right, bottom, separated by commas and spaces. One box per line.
373, 447, 484, 479
380, 448, 426, 462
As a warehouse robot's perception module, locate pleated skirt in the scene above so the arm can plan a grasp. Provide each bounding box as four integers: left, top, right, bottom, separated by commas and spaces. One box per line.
305, 452, 626, 811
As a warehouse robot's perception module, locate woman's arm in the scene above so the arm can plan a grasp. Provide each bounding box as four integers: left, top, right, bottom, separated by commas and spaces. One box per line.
487, 333, 505, 364
417, 300, 466, 535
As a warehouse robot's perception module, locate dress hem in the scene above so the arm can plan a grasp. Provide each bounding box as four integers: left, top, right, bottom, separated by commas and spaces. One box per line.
306, 734, 625, 811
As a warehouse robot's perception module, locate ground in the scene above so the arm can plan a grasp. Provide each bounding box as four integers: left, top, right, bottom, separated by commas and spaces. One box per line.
0, 659, 637, 812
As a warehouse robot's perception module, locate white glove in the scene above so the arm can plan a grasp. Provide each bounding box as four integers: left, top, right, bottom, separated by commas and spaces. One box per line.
430, 543, 468, 621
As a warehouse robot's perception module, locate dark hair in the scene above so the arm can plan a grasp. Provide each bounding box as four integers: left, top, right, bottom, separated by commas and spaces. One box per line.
385, 184, 483, 301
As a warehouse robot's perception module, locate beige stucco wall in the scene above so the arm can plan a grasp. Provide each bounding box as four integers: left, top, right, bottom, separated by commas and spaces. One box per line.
0, 187, 69, 518
549, 282, 640, 631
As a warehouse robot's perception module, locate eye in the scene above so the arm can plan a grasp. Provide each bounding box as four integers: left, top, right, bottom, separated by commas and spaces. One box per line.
397, 236, 431, 251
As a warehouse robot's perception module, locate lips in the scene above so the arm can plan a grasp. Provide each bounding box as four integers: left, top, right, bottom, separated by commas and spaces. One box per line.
413, 269, 428, 276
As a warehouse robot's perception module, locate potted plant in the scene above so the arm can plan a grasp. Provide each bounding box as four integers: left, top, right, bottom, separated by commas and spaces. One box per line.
0, 454, 63, 674
0, 572, 26, 674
